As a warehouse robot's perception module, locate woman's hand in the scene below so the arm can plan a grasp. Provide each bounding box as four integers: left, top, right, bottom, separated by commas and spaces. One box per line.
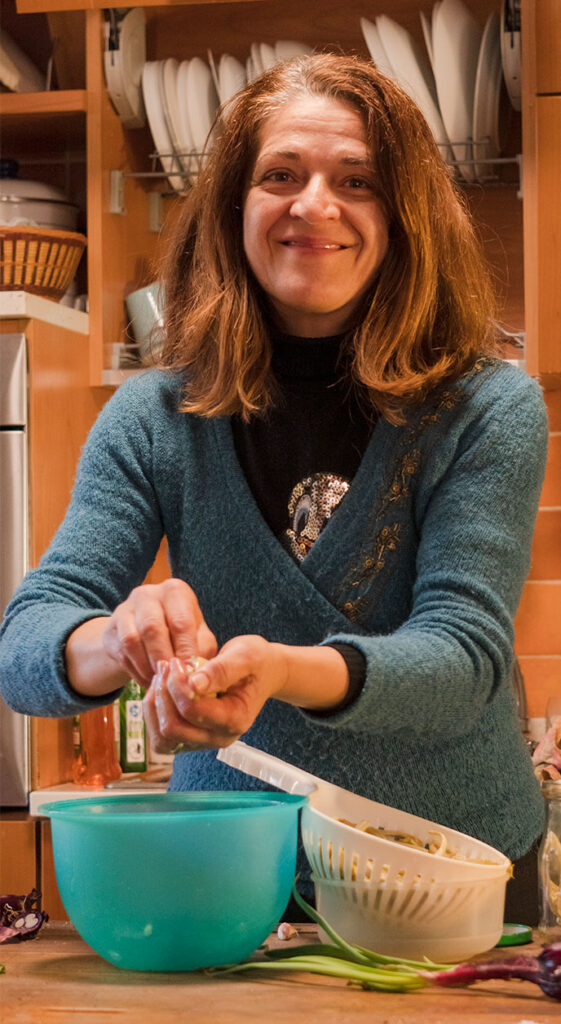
143, 635, 287, 753
143, 637, 350, 754
65, 579, 217, 697
102, 579, 217, 687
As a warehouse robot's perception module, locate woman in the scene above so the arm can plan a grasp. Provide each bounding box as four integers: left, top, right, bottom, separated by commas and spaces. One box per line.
0, 55, 547, 921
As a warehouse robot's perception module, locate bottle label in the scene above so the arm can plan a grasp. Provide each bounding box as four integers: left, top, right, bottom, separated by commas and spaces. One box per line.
113, 700, 121, 761
125, 700, 146, 763
72, 715, 81, 757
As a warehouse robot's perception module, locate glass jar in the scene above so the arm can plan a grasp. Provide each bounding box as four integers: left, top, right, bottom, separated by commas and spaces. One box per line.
538, 780, 561, 943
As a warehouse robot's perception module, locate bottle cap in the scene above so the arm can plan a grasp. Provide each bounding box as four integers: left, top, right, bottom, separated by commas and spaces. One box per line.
496, 923, 533, 946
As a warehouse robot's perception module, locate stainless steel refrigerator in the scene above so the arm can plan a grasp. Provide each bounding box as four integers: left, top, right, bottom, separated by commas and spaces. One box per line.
0, 333, 30, 807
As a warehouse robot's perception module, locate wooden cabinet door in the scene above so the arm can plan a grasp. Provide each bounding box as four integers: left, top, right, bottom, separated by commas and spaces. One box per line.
532, 0, 561, 95
523, 95, 561, 381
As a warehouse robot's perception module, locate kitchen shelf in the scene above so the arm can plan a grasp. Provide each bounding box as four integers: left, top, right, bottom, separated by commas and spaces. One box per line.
0, 89, 87, 117
0, 90, 87, 150
0, 290, 88, 333
101, 368, 143, 387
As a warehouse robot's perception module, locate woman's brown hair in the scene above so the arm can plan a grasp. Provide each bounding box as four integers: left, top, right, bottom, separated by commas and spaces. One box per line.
159, 52, 500, 423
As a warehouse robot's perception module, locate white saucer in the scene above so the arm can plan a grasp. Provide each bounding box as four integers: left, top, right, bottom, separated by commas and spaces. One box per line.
376, 14, 450, 157
473, 11, 504, 180
432, 0, 482, 182
219, 53, 247, 105
176, 60, 198, 180
260, 42, 277, 71
250, 42, 264, 78
360, 17, 395, 78
185, 57, 220, 156
103, 9, 146, 128
274, 40, 312, 60
161, 59, 189, 176
141, 61, 184, 193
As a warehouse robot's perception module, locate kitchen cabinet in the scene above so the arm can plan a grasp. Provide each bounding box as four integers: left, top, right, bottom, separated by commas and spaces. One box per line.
521, 0, 561, 382
531, 0, 561, 94
4, 0, 556, 380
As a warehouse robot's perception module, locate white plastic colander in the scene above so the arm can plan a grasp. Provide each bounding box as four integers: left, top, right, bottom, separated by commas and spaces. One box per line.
217, 742, 512, 962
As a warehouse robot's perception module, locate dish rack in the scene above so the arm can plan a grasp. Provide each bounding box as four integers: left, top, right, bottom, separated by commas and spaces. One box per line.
0, 226, 87, 301
218, 742, 512, 962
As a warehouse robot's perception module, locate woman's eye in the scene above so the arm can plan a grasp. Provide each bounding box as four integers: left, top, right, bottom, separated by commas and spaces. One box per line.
345, 176, 372, 190
263, 170, 292, 183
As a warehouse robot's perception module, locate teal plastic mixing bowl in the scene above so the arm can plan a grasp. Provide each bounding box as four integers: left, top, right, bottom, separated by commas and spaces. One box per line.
39, 791, 307, 971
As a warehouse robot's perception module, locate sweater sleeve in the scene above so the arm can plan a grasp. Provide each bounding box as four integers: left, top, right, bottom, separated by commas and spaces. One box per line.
311, 367, 549, 739
0, 373, 167, 718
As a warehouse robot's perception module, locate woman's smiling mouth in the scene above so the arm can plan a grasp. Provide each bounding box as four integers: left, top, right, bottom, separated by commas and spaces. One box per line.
280, 237, 350, 251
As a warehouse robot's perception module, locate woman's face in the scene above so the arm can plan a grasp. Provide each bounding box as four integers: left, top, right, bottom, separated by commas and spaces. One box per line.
243, 93, 389, 337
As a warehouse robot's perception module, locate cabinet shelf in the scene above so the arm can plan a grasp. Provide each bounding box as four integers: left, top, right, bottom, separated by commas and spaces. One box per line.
0, 89, 87, 117
0, 90, 87, 149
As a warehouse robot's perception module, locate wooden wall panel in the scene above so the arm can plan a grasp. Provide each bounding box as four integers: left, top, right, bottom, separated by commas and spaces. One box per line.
533, 0, 561, 95
0, 817, 37, 895
39, 820, 69, 922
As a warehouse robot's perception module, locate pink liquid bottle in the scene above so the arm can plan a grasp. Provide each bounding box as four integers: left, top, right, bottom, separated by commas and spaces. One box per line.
72, 706, 121, 787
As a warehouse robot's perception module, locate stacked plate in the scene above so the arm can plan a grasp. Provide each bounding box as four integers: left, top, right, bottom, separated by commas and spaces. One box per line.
361, 0, 519, 183
109, 39, 312, 192
141, 57, 220, 192
210, 40, 312, 107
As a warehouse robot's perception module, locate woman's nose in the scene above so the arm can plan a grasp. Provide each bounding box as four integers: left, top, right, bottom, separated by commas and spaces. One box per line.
289, 176, 340, 221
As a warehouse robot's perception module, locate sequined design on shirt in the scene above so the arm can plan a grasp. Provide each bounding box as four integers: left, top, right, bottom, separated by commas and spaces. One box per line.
285, 473, 350, 562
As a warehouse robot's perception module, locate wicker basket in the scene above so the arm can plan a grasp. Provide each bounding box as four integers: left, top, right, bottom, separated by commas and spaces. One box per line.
0, 225, 87, 301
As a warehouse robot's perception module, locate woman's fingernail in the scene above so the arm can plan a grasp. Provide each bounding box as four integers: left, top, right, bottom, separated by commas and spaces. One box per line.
189, 672, 209, 695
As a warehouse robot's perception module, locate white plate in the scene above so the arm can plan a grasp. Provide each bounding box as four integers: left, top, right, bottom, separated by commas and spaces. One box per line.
260, 42, 277, 71
274, 40, 312, 60
207, 48, 221, 97
359, 18, 395, 79
500, 0, 521, 112
119, 8, 146, 126
473, 12, 504, 180
219, 53, 247, 105
185, 56, 220, 156
419, 9, 434, 71
250, 42, 264, 78
0, 28, 45, 92
103, 9, 146, 129
141, 61, 184, 193
176, 60, 198, 180
432, 0, 482, 182
161, 58, 190, 176
376, 14, 450, 157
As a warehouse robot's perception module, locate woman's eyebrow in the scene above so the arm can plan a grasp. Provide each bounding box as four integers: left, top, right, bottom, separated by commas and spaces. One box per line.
257, 150, 373, 168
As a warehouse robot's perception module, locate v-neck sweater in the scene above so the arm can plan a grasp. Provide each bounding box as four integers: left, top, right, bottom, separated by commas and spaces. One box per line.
0, 357, 548, 863
232, 331, 372, 708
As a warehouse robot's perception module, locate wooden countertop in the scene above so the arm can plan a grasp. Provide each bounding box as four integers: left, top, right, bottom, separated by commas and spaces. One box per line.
2, 922, 560, 1023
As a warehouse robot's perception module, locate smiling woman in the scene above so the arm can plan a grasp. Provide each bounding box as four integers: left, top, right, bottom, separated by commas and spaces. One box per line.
242, 94, 389, 337
0, 53, 548, 927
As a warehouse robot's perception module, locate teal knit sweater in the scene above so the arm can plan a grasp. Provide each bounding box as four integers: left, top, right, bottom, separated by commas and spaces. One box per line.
0, 357, 548, 860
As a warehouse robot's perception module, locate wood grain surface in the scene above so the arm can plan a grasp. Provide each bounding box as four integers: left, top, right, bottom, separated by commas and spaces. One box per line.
1, 922, 560, 1024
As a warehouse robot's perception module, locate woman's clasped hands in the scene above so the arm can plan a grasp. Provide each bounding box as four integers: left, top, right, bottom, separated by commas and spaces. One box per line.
143, 635, 290, 755
101, 577, 290, 755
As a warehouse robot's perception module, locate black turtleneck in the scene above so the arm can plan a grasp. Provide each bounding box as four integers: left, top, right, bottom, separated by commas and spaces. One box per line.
231, 331, 374, 712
